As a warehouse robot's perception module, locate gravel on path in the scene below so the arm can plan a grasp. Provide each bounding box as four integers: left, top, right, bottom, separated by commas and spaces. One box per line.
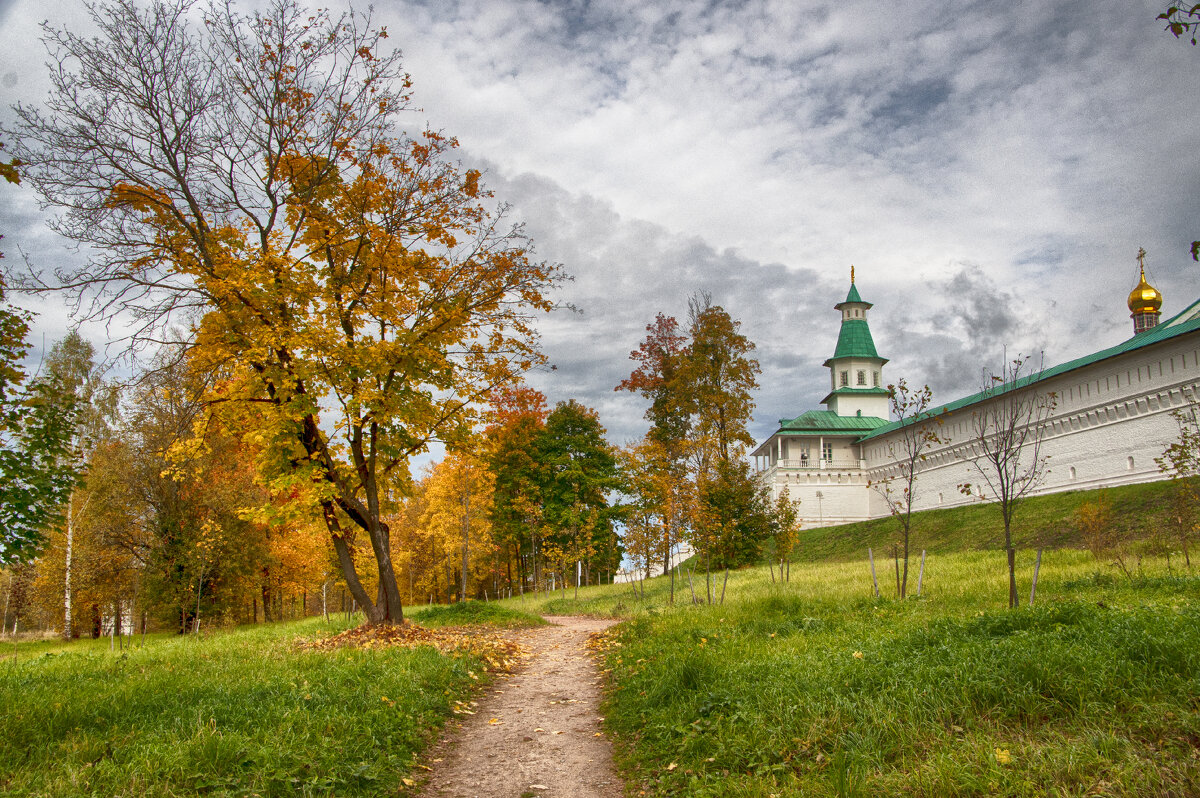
418, 615, 623, 798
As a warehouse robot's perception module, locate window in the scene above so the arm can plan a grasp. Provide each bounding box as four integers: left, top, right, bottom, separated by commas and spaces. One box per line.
1127, 456, 1135, 471
822, 442, 833, 461
856, 370, 866, 385
1069, 466, 1076, 480
839, 371, 848, 387
873, 371, 880, 387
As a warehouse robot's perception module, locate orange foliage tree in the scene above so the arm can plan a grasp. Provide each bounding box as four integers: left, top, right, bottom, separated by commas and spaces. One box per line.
11, 0, 560, 623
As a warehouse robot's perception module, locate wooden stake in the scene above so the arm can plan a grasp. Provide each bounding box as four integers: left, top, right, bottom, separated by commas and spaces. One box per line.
1029, 548, 1043, 607
893, 545, 901, 598
868, 548, 880, 597
917, 550, 926, 597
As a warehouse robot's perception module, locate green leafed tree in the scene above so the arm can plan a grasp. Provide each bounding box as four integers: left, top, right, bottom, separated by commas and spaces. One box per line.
537, 400, 620, 597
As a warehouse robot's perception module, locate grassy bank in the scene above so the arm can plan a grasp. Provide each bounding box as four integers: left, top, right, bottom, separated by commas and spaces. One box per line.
0, 615, 488, 796
500, 550, 1200, 796
796, 477, 1193, 561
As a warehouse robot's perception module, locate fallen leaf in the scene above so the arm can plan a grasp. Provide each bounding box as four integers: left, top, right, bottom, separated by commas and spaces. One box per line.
667, 762, 678, 771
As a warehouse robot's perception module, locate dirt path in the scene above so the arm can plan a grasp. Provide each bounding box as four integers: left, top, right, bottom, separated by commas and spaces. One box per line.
418, 615, 623, 798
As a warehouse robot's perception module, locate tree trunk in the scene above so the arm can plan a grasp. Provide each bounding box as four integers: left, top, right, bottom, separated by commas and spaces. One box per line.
461, 477, 471, 604
62, 493, 74, 641
1006, 544, 1018, 609
328, 518, 384, 623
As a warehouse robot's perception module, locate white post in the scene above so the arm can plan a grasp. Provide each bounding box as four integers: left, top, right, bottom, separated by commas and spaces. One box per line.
1029, 548, 1043, 607
868, 548, 880, 597
917, 550, 926, 596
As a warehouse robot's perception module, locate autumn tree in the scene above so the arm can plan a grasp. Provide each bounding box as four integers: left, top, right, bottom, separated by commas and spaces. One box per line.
870, 379, 942, 598
616, 296, 761, 598
9, 0, 559, 624
680, 294, 760, 465
616, 315, 691, 576
420, 451, 494, 602
769, 488, 800, 583
619, 436, 692, 600
958, 355, 1056, 609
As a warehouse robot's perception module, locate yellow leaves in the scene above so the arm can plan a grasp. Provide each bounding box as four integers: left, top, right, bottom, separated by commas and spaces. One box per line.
105, 182, 174, 214
852, 651, 864, 659
994, 748, 1012, 765
463, 169, 480, 198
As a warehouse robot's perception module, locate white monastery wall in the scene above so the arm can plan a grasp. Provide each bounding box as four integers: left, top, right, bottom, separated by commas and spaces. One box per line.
863, 333, 1200, 519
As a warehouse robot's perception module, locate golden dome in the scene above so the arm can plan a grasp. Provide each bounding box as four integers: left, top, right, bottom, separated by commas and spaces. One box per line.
1127, 253, 1162, 315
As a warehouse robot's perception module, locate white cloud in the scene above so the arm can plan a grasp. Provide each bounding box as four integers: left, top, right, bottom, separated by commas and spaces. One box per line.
1, 0, 1197, 452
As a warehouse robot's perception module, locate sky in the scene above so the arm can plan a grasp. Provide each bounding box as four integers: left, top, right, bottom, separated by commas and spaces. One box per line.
0, 0, 1197, 456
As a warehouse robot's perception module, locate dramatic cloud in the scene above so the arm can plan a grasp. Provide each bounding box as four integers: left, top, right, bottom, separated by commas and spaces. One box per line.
1, 0, 1196, 455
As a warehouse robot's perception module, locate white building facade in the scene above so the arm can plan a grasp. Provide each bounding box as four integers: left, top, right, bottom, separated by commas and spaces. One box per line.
752, 264, 1200, 528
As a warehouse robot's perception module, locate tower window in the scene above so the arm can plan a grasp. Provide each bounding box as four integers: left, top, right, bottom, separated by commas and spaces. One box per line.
840, 371, 848, 387
857, 370, 866, 385
873, 371, 880, 387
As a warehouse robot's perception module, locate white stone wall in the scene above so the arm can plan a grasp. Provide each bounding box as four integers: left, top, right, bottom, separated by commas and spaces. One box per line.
863, 333, 1200, 518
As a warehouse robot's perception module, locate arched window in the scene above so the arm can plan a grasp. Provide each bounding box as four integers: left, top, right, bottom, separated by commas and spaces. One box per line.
840, 371, 849, 387
1127, 456, 1135, 471
1069, 466, 1076, 480
856, 370, 866, 385
873, 372, 880, 387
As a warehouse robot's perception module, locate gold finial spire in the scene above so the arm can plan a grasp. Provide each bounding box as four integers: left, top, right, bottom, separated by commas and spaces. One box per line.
1128, 246, 1163, 318
850, 264, 855, 284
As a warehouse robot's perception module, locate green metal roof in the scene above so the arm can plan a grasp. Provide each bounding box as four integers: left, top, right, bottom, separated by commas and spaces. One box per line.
819, 385, 890, 405
835, 282, 871, 310
859, 296, 1200, 443
776, 410, 890, 436
823, 319, 885, 364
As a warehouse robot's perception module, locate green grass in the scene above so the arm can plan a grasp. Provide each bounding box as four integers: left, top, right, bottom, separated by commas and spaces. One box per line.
795, 478, 1193, 561
500, 548, 1200, 796
0, 615, 487, 796
409, 600, 547, 628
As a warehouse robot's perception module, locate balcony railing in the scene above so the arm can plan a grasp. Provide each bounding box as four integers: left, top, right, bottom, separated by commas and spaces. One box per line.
769, 457, 864, 470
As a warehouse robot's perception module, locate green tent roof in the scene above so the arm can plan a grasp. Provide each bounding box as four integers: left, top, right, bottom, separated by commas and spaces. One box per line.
823, 319, 884, 364
859, 296, 1200, 443
835, 282, 872, 310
